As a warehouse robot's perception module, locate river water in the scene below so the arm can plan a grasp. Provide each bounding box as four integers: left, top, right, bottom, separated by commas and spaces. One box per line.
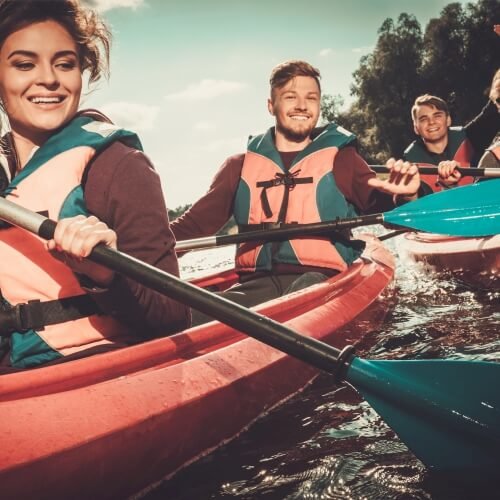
145, 232, 500, 500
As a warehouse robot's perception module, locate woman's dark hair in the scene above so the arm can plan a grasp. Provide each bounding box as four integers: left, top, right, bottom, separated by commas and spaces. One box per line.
0, 0, 111, 84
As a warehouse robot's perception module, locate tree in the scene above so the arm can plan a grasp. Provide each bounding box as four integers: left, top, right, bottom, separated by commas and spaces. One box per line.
349, 13, 424, 159
423, 0, 500, 123
168, 204, 192, 221
320, 94, 344, 124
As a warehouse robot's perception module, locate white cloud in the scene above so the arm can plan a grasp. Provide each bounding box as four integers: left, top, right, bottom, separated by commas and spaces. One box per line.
164, 79, 247, 102
82, 0, 145, 13
99, 101, 160, 132
319, 48, 332, 57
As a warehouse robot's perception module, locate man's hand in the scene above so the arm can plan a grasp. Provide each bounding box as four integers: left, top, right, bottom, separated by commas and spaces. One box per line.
47, 215, 117, 286
437, 160, 462, 187
368, 158, 420, 201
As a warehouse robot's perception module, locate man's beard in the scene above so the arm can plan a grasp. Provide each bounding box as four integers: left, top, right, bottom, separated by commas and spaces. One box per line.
276, 122, 313, 143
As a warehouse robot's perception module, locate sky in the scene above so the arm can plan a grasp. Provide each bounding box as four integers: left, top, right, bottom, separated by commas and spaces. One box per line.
82, 0, 471, 208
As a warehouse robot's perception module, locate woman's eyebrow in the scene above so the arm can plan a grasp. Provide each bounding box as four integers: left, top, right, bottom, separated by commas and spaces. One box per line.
8, 49, 78, 59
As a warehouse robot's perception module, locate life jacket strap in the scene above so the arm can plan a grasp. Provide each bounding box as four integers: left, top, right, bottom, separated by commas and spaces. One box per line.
256, 171, 313, 218
0, 295, 101, 336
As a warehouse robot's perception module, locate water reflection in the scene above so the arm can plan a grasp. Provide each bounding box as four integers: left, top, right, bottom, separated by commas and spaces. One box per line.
146, 236, 499, 500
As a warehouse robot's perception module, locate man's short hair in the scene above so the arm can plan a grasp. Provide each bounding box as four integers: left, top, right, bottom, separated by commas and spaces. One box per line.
411, 94, 449, 121
269, 60, 321, 96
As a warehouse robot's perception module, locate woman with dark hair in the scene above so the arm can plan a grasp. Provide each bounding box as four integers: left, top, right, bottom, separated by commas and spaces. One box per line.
0, 0, 189, 369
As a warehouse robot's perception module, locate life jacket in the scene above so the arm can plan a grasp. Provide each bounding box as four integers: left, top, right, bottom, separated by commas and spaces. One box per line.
403, 127, 474, 192
478, 137, 500, 169
487, 138, 500, 162
0, 112, 142, 368
233, 124, 364, 274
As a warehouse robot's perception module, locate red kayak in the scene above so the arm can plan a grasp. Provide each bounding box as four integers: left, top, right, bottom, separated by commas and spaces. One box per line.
0, 235, 394, 500
400, 232, 500, 289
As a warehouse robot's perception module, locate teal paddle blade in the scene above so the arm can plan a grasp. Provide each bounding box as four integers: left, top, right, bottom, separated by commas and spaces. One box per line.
384, 179, 500, 237
346, 357, 500, 475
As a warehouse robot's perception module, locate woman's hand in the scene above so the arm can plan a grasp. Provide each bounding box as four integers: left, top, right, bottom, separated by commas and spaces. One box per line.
47, 215, 117, 286
368, 158, 420, 201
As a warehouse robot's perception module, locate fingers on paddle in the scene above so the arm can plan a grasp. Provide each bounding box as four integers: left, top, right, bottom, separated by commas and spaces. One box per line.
438, 160, 461, 181
388, 159, 415, 185
379, 158, 419, 191
49, 215, 117, 259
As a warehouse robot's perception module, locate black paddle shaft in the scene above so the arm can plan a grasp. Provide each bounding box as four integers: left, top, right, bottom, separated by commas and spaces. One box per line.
38, 220, 354, 376
214, 214, 385, 246
370, 165, 492, 176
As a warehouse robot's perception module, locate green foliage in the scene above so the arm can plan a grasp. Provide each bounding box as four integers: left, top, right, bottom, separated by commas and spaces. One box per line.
351, 12, 424, 160
320, 94, 345, 124
168, 204, 192, 221
423, 0, 500, 123
321, 0, 500, 161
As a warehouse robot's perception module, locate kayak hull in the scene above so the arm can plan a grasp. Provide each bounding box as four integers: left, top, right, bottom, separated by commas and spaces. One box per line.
400, 233, 500, 290
0, 235, 395, 500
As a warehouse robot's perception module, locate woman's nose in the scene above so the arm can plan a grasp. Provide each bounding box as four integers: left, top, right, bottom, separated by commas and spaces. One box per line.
36, 63, 59, 89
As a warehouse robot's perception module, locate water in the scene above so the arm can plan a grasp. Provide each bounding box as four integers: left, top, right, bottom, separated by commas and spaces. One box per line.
145, 234, 500, 500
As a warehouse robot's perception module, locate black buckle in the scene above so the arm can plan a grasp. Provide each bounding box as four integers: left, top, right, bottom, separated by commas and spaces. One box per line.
17, 300, 45, 332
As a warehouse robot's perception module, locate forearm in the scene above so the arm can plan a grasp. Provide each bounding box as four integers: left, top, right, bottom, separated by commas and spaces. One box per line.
171, 154, 243, 240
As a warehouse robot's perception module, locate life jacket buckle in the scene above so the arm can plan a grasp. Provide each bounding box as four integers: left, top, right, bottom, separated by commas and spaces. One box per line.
0, 295, 101, 337
0, 300, 45, 335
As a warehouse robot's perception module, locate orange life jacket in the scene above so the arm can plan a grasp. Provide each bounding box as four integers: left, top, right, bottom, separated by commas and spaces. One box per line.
0, 114, 141, 368
233, 124, 363, 273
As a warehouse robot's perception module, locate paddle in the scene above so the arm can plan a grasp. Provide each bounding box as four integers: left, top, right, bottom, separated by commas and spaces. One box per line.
370, 165, 500, 177
176, 179, 500, 252
0, 197, 499, 475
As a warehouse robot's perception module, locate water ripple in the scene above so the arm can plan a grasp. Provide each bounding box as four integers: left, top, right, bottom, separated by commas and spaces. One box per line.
145, 242, 500, 500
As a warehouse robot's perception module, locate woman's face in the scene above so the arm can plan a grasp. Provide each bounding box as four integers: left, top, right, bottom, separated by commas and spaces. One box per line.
0, 20, 82, 144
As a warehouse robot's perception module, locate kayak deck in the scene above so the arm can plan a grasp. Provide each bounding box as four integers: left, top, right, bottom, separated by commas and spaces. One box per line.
0, 235, 395, 500
400, 233, 500, 290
